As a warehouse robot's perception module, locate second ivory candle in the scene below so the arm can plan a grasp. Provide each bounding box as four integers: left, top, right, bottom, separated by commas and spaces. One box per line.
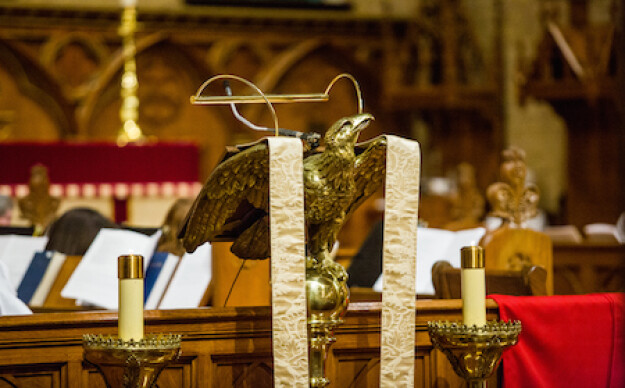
460, 246, 486, 326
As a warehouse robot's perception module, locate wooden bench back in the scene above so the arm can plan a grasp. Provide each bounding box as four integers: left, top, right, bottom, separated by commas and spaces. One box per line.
432, 259, 548, 299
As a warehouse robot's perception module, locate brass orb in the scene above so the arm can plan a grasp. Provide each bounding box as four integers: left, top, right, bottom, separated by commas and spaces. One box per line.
305, 260, 349, 321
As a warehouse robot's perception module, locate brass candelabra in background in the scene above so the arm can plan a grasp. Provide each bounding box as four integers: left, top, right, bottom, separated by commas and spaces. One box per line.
117, 5, 144, 146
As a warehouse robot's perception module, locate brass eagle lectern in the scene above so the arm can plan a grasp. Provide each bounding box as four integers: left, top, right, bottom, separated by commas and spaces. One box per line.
179, 74, 390, 387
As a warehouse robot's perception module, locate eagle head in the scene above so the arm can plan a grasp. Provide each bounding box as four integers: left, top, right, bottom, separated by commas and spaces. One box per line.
324, 113, 374, 149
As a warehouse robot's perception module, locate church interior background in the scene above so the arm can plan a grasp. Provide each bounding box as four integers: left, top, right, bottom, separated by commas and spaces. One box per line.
0, 0, 623, 291
0, 1, 624, 387
1, 0, 622, 238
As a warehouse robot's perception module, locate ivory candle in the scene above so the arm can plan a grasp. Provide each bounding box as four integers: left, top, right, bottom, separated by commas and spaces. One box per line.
460, 246, 486, 326
118, 255, 144, 341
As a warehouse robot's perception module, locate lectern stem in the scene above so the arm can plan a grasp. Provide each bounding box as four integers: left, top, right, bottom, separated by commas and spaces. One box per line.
468, 380, 486, 388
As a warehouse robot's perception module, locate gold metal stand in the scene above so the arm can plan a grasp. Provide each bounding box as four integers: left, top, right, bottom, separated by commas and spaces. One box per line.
83, 334, 181, 388
306, 257, 349, 387
428, 321, 521, 388
190, 73, 361, 388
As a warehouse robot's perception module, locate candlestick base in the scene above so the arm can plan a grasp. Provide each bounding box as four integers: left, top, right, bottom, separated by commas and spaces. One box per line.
427, 320, 521, 388
83, 334, 181, 388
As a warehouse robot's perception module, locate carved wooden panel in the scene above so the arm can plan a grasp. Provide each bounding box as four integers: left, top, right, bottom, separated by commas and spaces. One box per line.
154, 358, 193, 387
330, 348, 436, 388
553, 242, 625, 294
551, 100, 625, 227
0, 4, 499, 172
0, 44, 62, 141
85, 368, 107, 388
211, 354, 273, 388
521, 4, 624, 227
0, 363, 63, 388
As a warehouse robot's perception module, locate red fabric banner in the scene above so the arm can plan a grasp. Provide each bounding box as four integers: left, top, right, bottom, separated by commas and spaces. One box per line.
0, 142, 199, 184
490, 293, 625, 388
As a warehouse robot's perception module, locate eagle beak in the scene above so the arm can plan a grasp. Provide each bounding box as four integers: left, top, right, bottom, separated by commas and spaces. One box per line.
353, 113, 374, 133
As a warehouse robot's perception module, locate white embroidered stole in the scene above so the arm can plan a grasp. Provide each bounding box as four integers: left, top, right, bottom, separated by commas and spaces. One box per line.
267, 137, 309, 387
380, 135, 421, 387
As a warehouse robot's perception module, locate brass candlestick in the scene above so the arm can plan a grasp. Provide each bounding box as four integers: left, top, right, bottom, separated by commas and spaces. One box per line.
428, 320, 521, 388
83, 334, 181, 388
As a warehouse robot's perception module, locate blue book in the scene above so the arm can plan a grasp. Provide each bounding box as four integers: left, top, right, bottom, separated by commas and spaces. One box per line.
17, 251, 53, 304
144, 251, 169, 304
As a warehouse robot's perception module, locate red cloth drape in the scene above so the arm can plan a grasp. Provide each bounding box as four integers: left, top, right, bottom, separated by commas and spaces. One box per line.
0, 142, 199, 184
490, 293, 625, 388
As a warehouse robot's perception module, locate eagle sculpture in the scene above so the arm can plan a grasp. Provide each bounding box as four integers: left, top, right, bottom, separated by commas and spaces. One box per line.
179, 113, 388, 265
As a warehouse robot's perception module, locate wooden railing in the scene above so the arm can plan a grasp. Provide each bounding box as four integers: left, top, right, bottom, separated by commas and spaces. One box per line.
0, 300, 500, 387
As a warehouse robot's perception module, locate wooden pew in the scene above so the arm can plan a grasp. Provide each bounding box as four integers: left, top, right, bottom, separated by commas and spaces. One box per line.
0, 300, 500, 387
432, 260, 548, 298
553, 241, 625, 294
481, 225, 554, 295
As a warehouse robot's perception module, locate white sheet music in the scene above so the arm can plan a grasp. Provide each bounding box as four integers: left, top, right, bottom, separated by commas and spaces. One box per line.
61, 228, 161, 309
373, 227, 485, 295
0, 235, 49, 291
159, 242, 211, 309
0, 260, 32, 316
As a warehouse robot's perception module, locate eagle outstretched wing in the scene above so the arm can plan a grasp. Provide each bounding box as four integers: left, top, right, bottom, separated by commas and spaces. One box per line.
343, 135, 388, 220
179, 141, 271, 258
180, 134, 390, 260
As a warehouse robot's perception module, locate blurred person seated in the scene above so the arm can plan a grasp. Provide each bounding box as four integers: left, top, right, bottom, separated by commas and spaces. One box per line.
45, 207, 120, 256
157, 198, 193, 256
0, 195, 13, 226
346, 220, 384, 288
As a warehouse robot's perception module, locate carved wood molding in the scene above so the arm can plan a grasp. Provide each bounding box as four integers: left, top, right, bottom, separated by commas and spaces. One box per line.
0, 3, 498, 112
0, 6, 391, 39
521, 7, 617, 103
0, 2, 501, 188
0, 40, 77, 137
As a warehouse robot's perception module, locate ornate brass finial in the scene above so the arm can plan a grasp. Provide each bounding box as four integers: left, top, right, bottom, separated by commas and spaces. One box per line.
486, 146, 539, 227
17, 164, 60, 235
117, 4, 144, 146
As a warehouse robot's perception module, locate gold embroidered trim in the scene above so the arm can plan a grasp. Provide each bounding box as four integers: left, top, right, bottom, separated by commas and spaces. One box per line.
268, 137, 309, 387
380, 135, 421, 387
